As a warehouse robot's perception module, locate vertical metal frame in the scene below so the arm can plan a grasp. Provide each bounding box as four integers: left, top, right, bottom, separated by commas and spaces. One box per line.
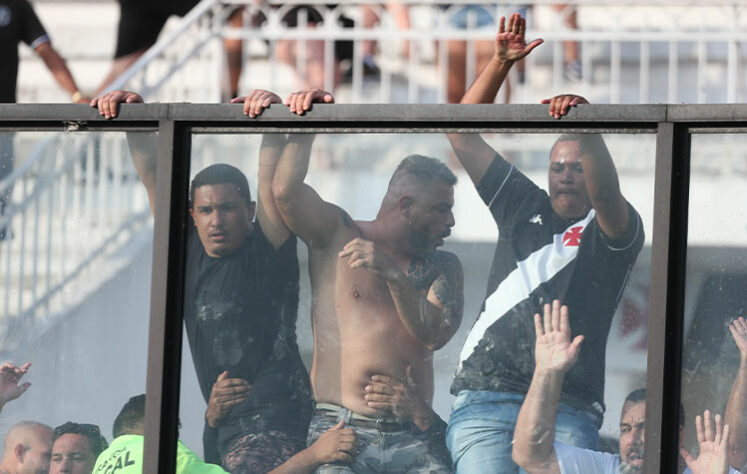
143, 120, 192, 474
644, 121, 692, 473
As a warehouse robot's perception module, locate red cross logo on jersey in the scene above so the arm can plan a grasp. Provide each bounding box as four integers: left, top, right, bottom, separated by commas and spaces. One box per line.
563, 226, 584, 247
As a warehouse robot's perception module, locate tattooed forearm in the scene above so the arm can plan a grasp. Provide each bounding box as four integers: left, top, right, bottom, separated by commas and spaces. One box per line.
406, 255, 438, 291
431, 252, 464, 332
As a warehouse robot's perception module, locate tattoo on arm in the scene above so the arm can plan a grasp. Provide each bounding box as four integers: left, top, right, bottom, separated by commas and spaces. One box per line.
430, 252, 464, 332
406, 255, 438, 291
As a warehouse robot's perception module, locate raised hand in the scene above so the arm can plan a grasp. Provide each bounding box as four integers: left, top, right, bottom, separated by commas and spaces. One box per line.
90, 90, 143, 119
307, 420, 358, 465
231, 89, 282, 118
205, 371, 251, 428
495, 13, 544, 64
541, 94, 589, 119
729, 317, 747, 360
681, 410, 730, 474
0, 362, 32, 409
285, 88, 334, 116
338, 237, 400, 281
533, 300, 584, 375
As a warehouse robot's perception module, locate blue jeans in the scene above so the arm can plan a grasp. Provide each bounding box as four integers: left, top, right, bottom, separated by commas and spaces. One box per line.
446, 391, 600, 474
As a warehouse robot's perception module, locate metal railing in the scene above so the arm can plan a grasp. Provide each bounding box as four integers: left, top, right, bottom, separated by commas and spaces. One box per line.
101, 0, 747, 104
0, 132, 152, 352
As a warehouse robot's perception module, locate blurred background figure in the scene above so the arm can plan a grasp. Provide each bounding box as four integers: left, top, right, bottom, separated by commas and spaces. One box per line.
0, 422, 53, 474
50, 422, 108, 474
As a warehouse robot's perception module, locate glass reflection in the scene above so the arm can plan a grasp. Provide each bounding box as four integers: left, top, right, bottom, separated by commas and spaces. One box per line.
682, 133, 747, 473
0, 131, 153, 474
178, 127, 653, 474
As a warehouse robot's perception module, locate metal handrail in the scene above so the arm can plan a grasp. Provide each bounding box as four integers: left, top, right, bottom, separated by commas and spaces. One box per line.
0, 132, 152, 347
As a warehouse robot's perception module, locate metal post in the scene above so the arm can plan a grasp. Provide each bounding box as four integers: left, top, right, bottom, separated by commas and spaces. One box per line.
142, 120, 189, 474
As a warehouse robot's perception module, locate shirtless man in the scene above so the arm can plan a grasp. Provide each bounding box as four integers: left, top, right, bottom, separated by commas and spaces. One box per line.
272, 89, 464, 472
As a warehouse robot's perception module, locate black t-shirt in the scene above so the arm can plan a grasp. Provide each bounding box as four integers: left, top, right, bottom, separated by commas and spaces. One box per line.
452, 154, 644, 422
184, 222, 311, 452
0, 0, 48, 103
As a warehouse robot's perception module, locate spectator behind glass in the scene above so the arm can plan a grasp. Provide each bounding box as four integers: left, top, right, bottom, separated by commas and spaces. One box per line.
0, 421, 53, 474
445, 12, 644, 473
50, 423, 107, 474
273, 89, 462, 473
512, 300, 741, 474
91, 90, 313, 474
93, 394, 226, 474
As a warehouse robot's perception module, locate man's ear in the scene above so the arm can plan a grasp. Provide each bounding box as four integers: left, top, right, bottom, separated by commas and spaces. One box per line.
14, 443, 25, 463
400, 196, 414, 217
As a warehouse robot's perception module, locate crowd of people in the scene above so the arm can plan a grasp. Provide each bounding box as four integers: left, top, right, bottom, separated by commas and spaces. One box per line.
1, 8, 745, 474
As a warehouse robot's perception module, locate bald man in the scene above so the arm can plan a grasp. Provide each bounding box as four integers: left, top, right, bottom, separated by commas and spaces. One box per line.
0, 421, 53, 474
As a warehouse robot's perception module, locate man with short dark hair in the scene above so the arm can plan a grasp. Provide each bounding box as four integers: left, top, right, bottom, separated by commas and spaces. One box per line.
512, 300, 741, 474
49, 422, 107, 474
91, 89, 314, 473
445, 13, 644, 473
273, 89, 463, 473
0, 421, 53, 474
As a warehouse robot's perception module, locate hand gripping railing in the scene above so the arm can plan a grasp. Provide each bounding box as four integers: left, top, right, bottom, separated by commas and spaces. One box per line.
0, 133, 151, 352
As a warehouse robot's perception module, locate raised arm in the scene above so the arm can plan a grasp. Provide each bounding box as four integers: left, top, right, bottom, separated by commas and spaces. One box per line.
512, 301, 584, 474
338, 241, 463, 350
231, 90, 293, 248
680, 410, 731, 474
726, 317, 747, 469
272, 90, 343, 249
90, 91, 157, 213
543, 94, 630, 239
447, 13, 543, 185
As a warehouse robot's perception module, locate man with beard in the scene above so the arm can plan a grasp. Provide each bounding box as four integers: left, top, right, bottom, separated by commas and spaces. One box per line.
512, 300, 741, 474
272, 88, 463, 472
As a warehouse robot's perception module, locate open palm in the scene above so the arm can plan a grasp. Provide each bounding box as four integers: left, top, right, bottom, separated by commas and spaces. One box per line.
681, 411, 730, 474
533, 301, 584, 374
496, 13, 544, 63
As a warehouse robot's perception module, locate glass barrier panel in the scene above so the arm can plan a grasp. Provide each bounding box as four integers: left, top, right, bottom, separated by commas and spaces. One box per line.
179, 130, 654, 473
682, 133, 747, 473
0, 130, 155, 474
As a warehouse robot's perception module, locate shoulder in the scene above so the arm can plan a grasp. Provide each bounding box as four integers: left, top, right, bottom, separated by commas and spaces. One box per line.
433, 250, 462, 273
553, 442, 619, 474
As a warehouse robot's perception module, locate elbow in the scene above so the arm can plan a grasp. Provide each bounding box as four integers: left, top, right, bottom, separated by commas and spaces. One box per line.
512, 446, 545, 474
512, 444, 534, 472
271, 176, 294, 208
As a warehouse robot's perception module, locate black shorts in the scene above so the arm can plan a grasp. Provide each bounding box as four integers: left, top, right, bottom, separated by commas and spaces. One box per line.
114, 0, 199, 58
257, 4, 354, 62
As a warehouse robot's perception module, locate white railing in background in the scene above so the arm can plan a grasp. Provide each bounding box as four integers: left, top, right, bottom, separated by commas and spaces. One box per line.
104, 0, 747, 104
0, 133, 151, 352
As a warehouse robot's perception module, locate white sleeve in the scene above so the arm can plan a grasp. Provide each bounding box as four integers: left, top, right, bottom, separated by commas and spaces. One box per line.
553, 442, 619, 474
683, 468, 742, 474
